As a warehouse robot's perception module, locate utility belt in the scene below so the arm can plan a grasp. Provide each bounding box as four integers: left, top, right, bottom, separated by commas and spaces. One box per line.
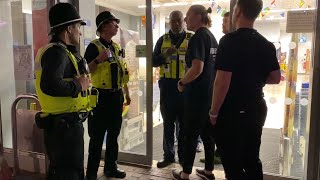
35, 111, 91, 130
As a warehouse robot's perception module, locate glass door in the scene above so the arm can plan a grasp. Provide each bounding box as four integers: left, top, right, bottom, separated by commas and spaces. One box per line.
229, 0, 317, 179
79, 0, 153, 166
148, 0, 318, 179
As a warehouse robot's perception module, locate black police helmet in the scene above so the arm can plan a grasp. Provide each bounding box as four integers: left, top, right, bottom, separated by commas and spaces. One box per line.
96, 11, 120, 31
49, 3, 86, 35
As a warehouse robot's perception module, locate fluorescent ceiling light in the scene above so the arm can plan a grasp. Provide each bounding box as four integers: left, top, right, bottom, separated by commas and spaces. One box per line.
257, 17, 286, 21
262, 9, 285, 13
261, 7, 316, 13
138, 4, 160, 8
22, 9, 32, 14
266, 17, 286, 20
163, 2, 189, 7
288, 7, 316, 11
191, 1, 212, 4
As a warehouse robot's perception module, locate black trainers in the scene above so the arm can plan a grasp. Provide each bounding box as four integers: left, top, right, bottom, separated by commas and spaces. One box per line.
104, 168, 126, 179
157, 159, 175, 168
172, 169, 190, 180
196, 169, 215, 180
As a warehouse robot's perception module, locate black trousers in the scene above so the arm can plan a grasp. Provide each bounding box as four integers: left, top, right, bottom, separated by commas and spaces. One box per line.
159, 78, 184, 162
182, 92, 215, 174
86, 89, 124, 176
44, 114, 84, 180
215, 99, 267, 180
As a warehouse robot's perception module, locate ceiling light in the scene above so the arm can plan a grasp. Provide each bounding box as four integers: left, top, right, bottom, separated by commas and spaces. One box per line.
138, 5, 146, 8
163, 2, 189, 7
191, 1, 212, 5
138, 4, 160, 8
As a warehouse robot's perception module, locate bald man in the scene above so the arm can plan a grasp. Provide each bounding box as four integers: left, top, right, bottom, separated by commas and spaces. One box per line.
152, 11, 192, 168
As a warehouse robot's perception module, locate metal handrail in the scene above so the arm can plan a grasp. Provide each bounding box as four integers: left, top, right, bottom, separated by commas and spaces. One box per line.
11, 94, 46, 175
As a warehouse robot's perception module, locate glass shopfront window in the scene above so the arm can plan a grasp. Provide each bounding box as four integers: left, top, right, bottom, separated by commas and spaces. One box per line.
1, 0, 320, 179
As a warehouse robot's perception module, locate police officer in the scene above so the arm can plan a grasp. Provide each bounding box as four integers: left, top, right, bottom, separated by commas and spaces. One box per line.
34, 3, 93, 179
152, 10, 192, 168
209, 0, 280, 179
84, 11, 130, 180
172, 5, 218, 180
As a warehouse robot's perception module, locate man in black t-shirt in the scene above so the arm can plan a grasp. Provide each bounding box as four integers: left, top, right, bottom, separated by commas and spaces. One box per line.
209, 0, 280, 179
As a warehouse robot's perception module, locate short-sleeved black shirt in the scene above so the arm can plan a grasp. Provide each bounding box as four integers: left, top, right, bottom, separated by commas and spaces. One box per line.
215, 28, 280, 107
185, 27, 218, 104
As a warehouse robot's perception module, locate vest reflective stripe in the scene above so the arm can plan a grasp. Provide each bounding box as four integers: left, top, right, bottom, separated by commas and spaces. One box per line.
34, 43, 91, 114
159, 33, 190, 79
90, 39, 128, 89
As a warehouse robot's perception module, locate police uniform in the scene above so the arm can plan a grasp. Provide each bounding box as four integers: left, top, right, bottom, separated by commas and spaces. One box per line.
152, 30, 191, 166
84, 11, 129, 179
34, 3, 94, 180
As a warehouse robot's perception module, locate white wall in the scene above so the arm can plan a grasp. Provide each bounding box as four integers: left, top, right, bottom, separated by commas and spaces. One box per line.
79, 0, 97, 159
210, 14, 225, 43
79, 0, 97, 55
0, 0, 17, 148
254, 21, 281, 43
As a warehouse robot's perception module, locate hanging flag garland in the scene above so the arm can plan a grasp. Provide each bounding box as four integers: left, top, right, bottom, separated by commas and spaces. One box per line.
217, 5, 222, 13
280, 12, 285, 17
211, 2, 215, 8
271, 0, 276, 7
221, 9, 228, 17
263, 7, 271, 16
259, 12, 265, 18
299, 0, 305, 8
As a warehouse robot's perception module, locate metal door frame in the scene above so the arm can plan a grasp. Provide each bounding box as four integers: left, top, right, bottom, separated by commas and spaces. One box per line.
304, 0, 320, 179
117, 0, 153, 166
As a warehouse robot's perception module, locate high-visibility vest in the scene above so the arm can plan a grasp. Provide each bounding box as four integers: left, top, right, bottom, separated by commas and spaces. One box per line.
90, 39, 129, 89
159, 32, 192, 79
34, 43, 92, 114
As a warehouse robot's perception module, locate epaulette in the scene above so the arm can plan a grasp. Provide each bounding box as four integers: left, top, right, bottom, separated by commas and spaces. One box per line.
164, 33, 170, 40
186, 32, 193, 40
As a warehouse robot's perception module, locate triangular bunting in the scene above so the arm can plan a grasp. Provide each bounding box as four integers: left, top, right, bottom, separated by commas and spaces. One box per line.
263, 7, 271, 16
211, 2, 215, 8
217, 5, 222, 14
299, 0, 305, 8
221, 9, 228, 17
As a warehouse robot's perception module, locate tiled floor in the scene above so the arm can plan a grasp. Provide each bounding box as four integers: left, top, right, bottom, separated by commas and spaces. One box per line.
96, 162, 226, 180
14, 162, 226, 180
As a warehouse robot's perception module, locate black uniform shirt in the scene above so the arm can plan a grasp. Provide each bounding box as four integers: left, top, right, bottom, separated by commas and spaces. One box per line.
40, 40, 82, 97
185, 27, 218, 104
84, 38, 121, 91
84, 38, 116, 64
215, 28, 280, 106
152, 30, 187, 67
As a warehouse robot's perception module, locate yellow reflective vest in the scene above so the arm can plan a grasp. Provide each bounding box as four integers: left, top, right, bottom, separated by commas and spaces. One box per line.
90, 39, 129, 89
35, 43, 93, 114
159, 32, 192, 79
